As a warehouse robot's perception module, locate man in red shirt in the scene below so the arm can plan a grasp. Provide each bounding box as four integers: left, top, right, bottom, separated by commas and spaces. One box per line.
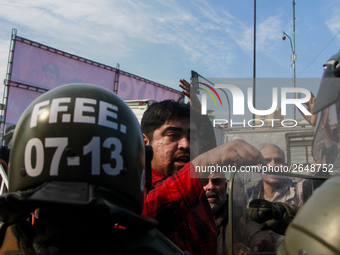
141, 100, 266, 255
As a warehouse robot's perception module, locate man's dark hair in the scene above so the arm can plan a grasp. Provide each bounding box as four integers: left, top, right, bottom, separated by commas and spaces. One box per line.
141, 100, 202, 141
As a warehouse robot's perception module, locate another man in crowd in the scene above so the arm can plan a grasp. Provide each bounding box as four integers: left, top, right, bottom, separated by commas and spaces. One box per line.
245, 143, 305, 252
247, 143, 303, 205
203, 173, 228, 255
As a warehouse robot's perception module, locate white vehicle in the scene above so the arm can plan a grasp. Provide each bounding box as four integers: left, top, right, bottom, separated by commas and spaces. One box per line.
125, 99, 157, 124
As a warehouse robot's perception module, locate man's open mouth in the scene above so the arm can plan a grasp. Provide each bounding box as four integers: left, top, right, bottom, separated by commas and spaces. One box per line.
206, 193, 218, 202
175, 155, 190, 164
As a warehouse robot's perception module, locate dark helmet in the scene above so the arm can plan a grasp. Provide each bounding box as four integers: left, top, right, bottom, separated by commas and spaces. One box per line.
8, 83, 146, 214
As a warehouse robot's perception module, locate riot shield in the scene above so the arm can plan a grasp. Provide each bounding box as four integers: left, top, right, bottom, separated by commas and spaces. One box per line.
228, 169, 328, 255
312, 102, 340, 174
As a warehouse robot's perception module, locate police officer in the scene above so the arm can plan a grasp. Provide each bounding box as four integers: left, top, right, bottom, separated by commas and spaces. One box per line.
0, 83, 189, 255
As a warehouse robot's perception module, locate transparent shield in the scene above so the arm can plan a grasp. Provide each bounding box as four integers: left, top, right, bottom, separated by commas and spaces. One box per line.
312, 102, 340, 174
229, 170, 322, 255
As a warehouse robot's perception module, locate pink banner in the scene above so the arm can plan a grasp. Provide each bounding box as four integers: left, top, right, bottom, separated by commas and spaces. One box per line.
118, 75, 181, 101
6, 86, 41, 124
11, 40, 115, 90
6, 38, 182, 125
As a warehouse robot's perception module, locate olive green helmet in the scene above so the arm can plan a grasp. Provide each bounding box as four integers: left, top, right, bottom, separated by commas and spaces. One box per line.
277, 175, 340, 255
8, 83, 145, 214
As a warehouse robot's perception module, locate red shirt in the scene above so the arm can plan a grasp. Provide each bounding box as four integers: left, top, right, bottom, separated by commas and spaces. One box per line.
142, 163, 218, 255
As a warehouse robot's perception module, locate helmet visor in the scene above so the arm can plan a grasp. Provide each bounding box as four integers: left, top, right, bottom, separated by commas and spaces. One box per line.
312, 102, 340, 171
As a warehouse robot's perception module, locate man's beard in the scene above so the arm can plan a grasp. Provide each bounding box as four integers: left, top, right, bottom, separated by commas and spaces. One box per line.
206, 191, 226, 215
209, 202, 221, 215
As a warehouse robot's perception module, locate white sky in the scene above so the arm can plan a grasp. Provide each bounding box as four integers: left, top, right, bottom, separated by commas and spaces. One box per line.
0, 0, 339, 104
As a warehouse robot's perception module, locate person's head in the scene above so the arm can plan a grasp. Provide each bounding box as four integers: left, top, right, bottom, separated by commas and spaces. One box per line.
260, 143, 285, 167
141, 100, 201, 177
203, 173, 227, 216
260, 143, 286, 185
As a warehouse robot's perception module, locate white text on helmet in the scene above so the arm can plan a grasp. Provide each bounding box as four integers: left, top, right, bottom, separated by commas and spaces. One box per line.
30, 97, 126, 133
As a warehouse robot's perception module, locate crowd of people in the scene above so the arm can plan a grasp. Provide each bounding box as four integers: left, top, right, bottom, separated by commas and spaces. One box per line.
0, 50, 338, 255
